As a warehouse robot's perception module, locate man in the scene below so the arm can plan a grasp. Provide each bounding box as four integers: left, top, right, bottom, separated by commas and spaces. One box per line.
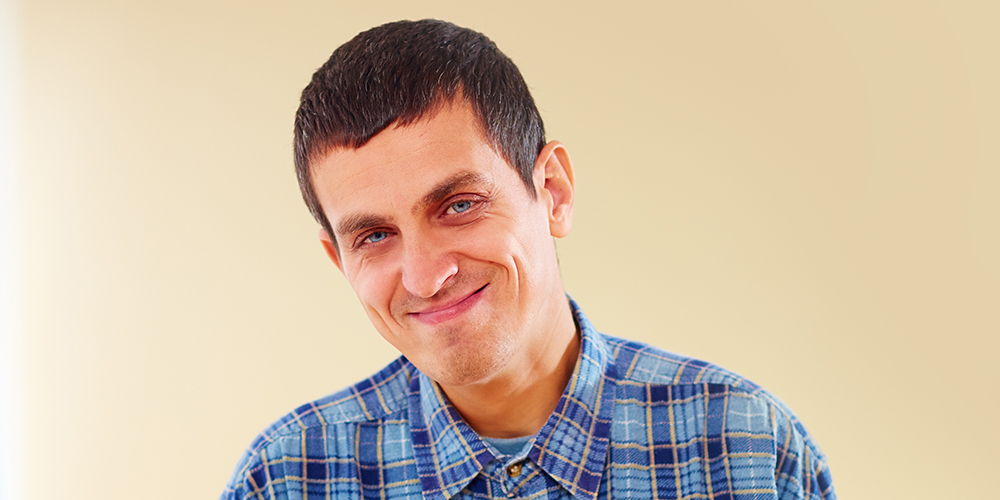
222, 19, 835, 500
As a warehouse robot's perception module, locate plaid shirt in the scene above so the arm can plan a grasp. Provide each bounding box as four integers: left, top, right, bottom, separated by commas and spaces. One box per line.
222, 299, 835, 500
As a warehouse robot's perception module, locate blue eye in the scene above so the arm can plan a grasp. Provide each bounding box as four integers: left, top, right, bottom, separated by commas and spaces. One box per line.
449, 200, 472, 214
364, 231, 388, 244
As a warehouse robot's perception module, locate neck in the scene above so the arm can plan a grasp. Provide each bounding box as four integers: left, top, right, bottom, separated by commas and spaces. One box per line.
438, 293, 580, 438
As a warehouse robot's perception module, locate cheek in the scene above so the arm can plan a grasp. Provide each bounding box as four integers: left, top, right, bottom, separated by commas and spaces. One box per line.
458, 218, 523, 261
463, 209, 551, 269
509, 203, 553, 255
346, 256, 398, 311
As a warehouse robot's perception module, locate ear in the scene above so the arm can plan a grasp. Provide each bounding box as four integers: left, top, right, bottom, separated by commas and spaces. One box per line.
533, 141, 575, 238
318, 227, 345, 274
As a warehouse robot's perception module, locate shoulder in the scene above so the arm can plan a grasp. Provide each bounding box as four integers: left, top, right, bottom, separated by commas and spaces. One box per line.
603, 333, 760, 389
220, 356, 416, 499
603, 332, 808, 436
250, 355, 414, 444
601, 334, 835, 499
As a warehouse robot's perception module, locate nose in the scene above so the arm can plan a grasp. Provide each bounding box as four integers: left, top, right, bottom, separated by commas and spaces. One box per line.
400, 232, 458, 298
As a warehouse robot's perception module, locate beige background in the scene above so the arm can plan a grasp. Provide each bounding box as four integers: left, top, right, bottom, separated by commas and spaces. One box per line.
3, 1, 998, 499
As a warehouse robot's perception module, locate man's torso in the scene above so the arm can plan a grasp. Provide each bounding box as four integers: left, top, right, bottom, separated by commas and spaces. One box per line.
222, 301, 834, 500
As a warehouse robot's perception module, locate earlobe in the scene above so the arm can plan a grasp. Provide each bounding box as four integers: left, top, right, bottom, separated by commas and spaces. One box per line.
319, 228, 345, 274
534, 141, 575, 238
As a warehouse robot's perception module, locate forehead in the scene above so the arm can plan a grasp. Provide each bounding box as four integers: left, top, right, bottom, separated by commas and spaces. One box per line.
310, 103, 511, 225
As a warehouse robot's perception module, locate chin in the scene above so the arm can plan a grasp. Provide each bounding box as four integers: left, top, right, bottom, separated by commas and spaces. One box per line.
418, 341, 514, 388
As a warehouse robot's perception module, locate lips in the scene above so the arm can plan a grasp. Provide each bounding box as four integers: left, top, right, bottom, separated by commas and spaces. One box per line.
408, 284, 488, 325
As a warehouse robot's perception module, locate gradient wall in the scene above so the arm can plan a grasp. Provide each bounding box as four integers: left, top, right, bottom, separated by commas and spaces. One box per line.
5, 1, 999, 499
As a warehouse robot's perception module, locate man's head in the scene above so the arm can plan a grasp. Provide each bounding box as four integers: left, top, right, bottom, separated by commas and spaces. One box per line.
295, 20, 577, 391
294, 19, 546, 247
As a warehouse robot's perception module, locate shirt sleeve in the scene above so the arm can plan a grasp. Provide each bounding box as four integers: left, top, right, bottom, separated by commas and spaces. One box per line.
769, 401, 836, 500
219, 448, 255, 500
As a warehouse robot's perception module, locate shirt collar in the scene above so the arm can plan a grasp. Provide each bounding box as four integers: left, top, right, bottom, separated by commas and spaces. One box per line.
407, 298, 618, 500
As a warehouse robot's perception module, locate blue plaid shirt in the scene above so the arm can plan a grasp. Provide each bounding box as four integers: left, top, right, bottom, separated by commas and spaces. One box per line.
222, 299, 835, 499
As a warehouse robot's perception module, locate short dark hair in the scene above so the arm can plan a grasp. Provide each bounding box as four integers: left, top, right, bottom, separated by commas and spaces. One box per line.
293, 19, 546, 246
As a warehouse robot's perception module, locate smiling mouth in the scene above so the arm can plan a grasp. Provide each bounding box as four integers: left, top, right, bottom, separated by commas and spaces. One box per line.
409, 284, 489, 325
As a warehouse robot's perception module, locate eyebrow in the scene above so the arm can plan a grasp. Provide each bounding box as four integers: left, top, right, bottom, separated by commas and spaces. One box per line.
334, 171, 493, 241
335, 213, 392, 240
415, 171, 492, 216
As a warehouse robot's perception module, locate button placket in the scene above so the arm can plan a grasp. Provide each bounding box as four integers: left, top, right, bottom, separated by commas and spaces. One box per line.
501, 459, 538, 498
490, 462, 511, 496
506, 462, 522, 478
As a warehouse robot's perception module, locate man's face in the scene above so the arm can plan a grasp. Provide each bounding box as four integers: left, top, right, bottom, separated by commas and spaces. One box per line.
311, 102, 573, 388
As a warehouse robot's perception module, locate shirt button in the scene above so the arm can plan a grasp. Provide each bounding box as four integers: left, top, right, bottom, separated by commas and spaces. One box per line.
506, 463, 522, 478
